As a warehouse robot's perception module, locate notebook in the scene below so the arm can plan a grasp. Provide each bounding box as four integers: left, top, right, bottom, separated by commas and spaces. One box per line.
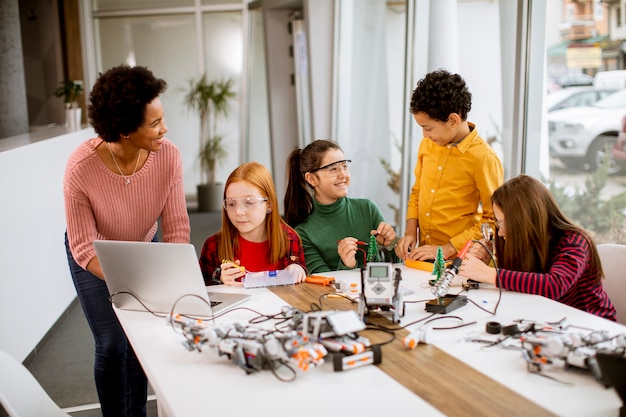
93, 240, 250, 317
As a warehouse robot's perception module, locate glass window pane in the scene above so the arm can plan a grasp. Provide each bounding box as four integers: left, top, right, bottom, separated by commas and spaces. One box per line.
202, 12, 242, 85
544, 1, 626, 244
95, 15, 197, 73
92, 0, 193, 12
202, 11, 243, 183
335, 0, 406, 227
392, 1, 511, 233
245, 9, 271, 170
202, 0, 242, 5
94, 14, 200, 193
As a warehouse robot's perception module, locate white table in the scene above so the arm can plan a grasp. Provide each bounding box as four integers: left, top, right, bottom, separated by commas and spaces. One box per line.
115, 284, 444, 417
327, 266, 625, 417
115, 265, 625, 417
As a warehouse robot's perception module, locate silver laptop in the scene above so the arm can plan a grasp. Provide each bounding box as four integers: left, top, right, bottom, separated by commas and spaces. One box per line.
94, 240, 250, 317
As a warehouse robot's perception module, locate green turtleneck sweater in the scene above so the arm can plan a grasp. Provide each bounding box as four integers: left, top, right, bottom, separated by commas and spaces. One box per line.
295, 197, 390, 273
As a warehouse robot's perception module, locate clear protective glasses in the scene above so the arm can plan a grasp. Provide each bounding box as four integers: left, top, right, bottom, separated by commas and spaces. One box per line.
223, 197, 268, 212
309, 159, 352, 177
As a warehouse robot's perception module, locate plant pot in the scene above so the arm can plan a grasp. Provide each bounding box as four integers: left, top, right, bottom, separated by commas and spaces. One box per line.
197, 183, 224, 212
65, 108, 82, 131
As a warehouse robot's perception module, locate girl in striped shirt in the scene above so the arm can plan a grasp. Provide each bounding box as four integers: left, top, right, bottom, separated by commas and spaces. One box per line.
459, 174, 616, 321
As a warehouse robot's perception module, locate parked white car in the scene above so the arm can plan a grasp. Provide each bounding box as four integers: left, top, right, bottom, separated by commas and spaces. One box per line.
594, 70, 626, 89
548, 88, 626, 174
546, 86, 616, 113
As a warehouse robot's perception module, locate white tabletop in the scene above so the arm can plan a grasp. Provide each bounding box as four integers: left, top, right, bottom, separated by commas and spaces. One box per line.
329, 265, 625, 417
115, 284, 445, 417
116, 266, 625, 417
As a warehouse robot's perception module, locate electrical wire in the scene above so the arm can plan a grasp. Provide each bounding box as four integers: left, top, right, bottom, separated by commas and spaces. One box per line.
460, 239, 502, 315
270, 361, 297, 382
108, 291, 169, 318
362, 324, 396, 346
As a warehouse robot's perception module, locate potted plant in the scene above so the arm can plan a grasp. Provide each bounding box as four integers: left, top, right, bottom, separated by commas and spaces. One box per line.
54, 80, 84, 130
183, 75, 236, 211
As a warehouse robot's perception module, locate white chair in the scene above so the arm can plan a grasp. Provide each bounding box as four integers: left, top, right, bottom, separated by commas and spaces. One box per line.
597, 243, 626, 324
0, 350, 71, 417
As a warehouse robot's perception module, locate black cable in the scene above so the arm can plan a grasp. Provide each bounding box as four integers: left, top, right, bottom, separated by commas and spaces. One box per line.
466, 297, 498, 315
460, 239, 502, 315
108, 291, 169, 319
270, 360, 297, 382
318, 292, 359, 309
170, 293, 216, 324
425, 315, 477, 330
246, 309, 286, 325
361, 324, 397, 346
373, 312, 437, 332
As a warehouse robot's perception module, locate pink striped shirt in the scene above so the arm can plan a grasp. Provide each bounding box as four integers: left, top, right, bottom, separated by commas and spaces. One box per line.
498, 230, 616, 321
64, 137, 190, 269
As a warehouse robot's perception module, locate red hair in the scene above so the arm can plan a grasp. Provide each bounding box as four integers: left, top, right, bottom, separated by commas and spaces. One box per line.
217, 162, 294, 263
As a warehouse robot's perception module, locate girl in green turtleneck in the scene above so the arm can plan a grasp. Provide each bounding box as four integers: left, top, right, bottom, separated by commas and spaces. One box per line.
284, 139, 398, 273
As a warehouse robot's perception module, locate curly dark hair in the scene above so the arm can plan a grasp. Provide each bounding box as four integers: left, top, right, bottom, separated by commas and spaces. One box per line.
409, 69, 471, 122
88, 65, 167, 142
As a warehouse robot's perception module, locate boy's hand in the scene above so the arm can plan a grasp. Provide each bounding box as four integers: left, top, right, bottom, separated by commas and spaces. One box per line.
405, 245, 437, 261
405, 243, 456, 261
395, 235, 417, 260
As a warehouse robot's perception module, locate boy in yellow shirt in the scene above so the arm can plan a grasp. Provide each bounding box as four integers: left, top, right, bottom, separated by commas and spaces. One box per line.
395, 69, 503, 261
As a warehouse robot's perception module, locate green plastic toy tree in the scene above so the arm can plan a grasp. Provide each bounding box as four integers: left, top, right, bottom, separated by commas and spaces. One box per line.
432, 246, 445, 283
367, 234, 379, 262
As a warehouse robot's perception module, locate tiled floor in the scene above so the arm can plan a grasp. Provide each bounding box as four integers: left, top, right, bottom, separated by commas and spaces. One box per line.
0, 209, 221, 417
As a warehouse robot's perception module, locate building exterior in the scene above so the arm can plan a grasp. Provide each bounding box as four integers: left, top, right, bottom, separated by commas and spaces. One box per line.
547, 0, 619, 78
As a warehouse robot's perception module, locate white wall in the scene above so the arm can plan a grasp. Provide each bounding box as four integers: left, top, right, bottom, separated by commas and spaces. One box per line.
0, 128, 93, 361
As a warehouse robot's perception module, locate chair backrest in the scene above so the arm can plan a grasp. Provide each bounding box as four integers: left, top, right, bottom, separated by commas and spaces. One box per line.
597, 243, 626, 324
0, 350, 71, 417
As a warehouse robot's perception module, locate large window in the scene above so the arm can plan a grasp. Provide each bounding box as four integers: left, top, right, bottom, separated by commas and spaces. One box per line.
403, 0, 624, 245
84, 0, 626, 244
544, 0, 626, 244
334, 0, 407, 227
89, 2, 245, 195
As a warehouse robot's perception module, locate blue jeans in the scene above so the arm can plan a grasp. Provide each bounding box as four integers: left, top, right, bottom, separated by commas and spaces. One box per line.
65, 234, 147, 417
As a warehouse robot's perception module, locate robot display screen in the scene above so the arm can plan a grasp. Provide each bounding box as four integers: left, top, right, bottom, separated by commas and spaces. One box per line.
368, 265, 389, 278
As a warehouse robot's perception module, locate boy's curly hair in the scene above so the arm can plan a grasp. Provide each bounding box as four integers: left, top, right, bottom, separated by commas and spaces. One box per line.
409, 69, 471, 122
88, 65, 167, 142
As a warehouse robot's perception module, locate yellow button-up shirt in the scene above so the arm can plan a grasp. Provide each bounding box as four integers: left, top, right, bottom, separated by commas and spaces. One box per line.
407, 123, 503, 252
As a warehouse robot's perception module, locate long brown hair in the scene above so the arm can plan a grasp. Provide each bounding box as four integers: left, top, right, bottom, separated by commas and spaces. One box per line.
217, 162, 292, 263
284, 139, 342, 227
493, 174, 603, 283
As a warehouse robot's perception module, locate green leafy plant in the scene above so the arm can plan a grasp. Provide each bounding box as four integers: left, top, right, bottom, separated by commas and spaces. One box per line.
548, 149, 626, 243
183, 75, 236, 185
54, 80, 83, 108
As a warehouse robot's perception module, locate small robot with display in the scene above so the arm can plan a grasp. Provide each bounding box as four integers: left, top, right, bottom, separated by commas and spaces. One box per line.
357, 235, 404, 323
